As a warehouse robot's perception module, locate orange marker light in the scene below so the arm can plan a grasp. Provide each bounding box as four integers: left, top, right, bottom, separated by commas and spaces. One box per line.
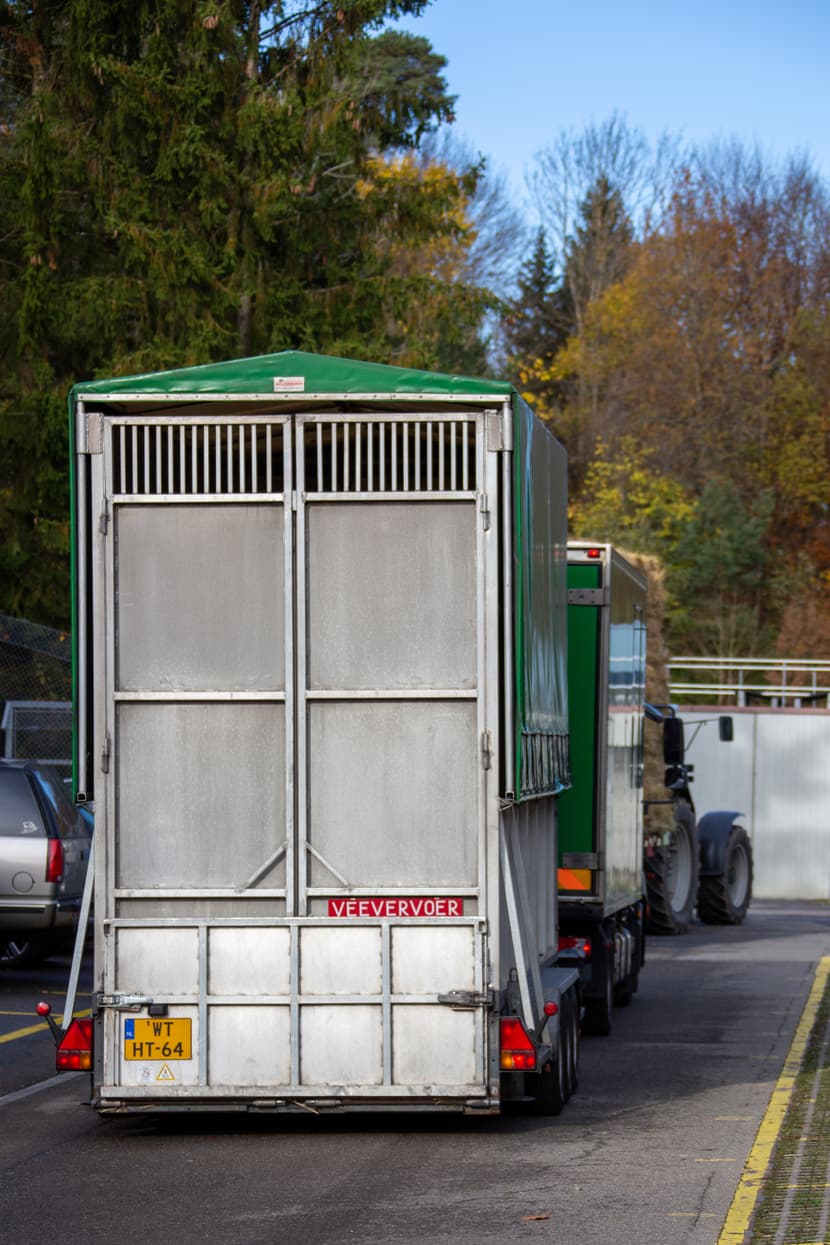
557, 867, 593, 892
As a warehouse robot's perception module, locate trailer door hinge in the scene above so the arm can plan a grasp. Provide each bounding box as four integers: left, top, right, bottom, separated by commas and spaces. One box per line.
481, 729, 493, 771
479, 494, 491, 531
78, 410, 103, 455
438, 989, 494, 1010
101, 733, 111, 774
485, 405, 513, 452
97, 993, 154, 1010
99, 504, 109, 535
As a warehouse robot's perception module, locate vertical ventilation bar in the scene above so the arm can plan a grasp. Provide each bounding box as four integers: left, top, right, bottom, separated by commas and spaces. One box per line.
303, 419, 476, 493
112, 421, 284, 496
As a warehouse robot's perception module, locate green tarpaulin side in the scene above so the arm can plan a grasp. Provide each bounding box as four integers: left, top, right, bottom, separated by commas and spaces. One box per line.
513, 396, 571, 799
70, 349, 515, 399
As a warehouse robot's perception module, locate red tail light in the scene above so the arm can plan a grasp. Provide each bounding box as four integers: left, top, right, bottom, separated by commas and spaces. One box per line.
46, 838, 64, 883
500, 1017, 537, 1071
56, 1018, 93, 1071
558, 934, 592, 957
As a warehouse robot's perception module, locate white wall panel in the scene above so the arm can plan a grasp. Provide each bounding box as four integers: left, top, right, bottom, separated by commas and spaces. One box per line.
680, 709, 830, 900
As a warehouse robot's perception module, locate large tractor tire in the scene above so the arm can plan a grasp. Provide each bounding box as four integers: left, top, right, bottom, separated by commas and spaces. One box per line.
697, 825, 753, 925
645, 801, 699, 934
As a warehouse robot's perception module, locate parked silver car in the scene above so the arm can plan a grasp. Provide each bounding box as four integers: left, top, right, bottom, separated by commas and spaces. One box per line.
0, 760, 92, 968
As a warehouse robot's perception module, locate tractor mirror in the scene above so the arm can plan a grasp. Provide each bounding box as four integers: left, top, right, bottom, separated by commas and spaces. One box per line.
719, 715, 734, 742
663, 716, 685, 764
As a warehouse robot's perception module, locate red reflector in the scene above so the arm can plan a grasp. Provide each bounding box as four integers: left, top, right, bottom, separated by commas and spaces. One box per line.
56, 1018, 93, 1072
46, 838, 64, 884
587, 547, 602, 559
500, 1017, 534, 1051
500, 1016, 537, 1071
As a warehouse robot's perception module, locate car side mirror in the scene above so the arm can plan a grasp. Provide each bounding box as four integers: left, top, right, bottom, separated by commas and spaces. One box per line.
719, 715, 734, 742
663, 716, 685, 765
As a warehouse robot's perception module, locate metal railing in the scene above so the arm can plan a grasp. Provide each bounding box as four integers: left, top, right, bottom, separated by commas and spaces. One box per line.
668, 657, 830, 707
1, 700, 73, 773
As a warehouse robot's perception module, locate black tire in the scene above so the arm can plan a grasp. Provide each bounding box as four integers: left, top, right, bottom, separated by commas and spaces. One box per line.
583, 963, 613, 1036
697, 826, 753, 924
614, 916, 642, 1006
645, 802, 699, 934
560, 994, 574, 1102
530, 1047, 566, 1116
567, 989, 580, 1094
0, 933, 55, 969
614, 980, 633, 1007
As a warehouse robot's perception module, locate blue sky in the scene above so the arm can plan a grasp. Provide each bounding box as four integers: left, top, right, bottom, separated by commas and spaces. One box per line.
389, 0, 829, 205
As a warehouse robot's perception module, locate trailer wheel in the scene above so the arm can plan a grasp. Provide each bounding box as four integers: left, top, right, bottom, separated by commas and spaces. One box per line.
531, 1049, 566, 1117
645, 803, 699, 935
560, 994, 574, 1102
566, 989, 580, 1095
697, 826, 753, 925
583, 965, 613, 1036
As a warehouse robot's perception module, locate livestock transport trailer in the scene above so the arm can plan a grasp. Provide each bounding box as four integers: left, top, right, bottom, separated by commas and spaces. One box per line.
556, 543, 648, 1035
56, 351, 580, 1115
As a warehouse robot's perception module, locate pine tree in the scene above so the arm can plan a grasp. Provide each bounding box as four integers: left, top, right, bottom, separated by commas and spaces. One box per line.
502, 228, 570, 404
0, 2, 495, 624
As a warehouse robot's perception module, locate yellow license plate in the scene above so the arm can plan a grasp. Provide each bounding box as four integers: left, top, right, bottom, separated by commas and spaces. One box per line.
124, 1017, 192, 1061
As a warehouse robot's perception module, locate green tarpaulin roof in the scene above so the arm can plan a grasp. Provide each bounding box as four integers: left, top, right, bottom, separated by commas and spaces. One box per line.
72, 350, 515, 399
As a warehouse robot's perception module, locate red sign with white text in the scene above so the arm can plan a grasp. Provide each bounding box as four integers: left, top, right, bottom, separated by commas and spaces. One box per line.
327, 897, 464, 918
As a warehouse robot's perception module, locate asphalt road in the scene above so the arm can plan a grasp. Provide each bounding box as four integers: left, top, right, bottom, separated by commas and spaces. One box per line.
1, 900, 828, 1245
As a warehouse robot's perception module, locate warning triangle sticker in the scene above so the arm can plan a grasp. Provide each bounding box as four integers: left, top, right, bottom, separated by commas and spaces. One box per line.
156, 1064, 176, 1082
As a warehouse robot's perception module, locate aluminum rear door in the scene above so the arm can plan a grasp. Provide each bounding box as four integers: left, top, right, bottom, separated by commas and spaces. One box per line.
293, 414, 493, 1101
91, 407, 495, 1107
92, 414, 293, 1103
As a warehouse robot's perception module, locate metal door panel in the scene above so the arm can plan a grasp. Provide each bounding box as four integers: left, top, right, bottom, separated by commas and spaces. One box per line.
300, 1006, 383, 1086
209, 1007, 291, 1086
116, 927, 199, 994
208, 927, 291, 996
117, 1006, 200, 1088
299, 927, 383, 995
307, 700, 478, 887
391, 1007, 478, 1085
391, 925, 476, 993
307, 502, 476, 690
116, 701, 285, 890
116, 504, 285, 692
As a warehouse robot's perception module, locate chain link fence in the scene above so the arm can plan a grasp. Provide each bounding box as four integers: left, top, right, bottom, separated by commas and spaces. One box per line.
0, 615, 73, 776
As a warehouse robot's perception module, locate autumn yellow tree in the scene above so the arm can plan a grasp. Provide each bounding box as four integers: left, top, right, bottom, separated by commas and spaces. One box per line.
528, 149, 830, 654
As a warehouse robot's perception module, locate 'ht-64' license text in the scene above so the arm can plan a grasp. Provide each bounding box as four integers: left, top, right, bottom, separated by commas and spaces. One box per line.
124, 1017, 192, 1061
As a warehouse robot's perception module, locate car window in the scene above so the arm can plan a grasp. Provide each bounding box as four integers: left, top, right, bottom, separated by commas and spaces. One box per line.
34, 766, 88, 839
0, 768, 46, 837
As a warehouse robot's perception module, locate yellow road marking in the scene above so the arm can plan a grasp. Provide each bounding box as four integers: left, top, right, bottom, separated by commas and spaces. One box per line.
717, 955, 830, 1245
1, 997, 90, 1014
0, 1009, 91, 1045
